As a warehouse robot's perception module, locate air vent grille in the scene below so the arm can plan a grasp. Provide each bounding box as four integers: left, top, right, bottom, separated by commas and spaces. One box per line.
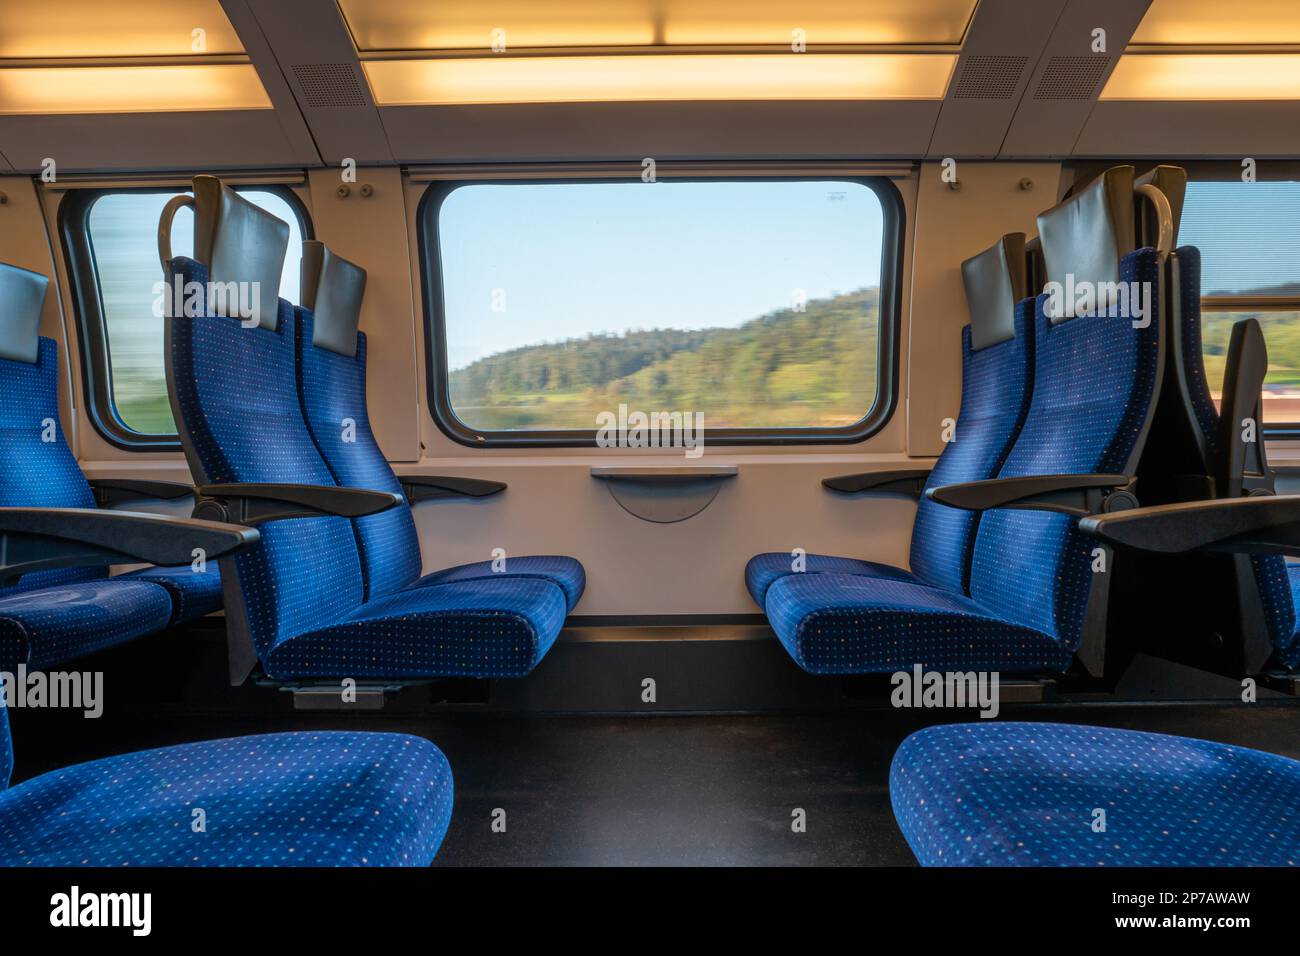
951, 55, 1028, 99
1032, 55, 1112, 100
292, 63, 367, 108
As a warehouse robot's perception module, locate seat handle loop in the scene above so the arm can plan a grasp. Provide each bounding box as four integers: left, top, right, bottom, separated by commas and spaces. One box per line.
157, 194, 196, 276
1133, 182, 1173, 258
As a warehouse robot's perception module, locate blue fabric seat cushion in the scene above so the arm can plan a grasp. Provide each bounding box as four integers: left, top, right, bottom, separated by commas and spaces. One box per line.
0, 730, 452, 866
0, 579, 174, 672
745, 552, 915, 607
764, 572, 1072, 675
122, 565, 223, 625
265, 577, 568, 680
891, 721, 1300, 866
410, 555, 585, 612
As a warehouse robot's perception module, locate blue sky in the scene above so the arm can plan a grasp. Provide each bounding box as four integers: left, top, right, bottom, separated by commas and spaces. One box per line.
1181, 181, 1300, 294
437, 179, 884, 370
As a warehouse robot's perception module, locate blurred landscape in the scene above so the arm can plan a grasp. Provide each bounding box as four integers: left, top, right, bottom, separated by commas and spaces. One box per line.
450, 287, 881, 431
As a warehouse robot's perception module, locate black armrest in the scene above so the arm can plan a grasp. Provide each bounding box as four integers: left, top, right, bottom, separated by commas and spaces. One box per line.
822, 468, 931, 498
88, 477, 195, 508
0, 507, 258, 585
193, 483, 402, 526
926, 474, 1137, 517
399, 475, 506, 503
1080, 495, 1300, 557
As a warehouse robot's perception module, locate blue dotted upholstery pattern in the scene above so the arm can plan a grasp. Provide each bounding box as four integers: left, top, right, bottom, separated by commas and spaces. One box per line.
745, 305, 1034, 609
891, 721, 1300, 866
910, 306, 1036, 593
294, 317, 423, 601
0, 338, 222, 661
969, 249, 1161, 652
123, 565, 224, 624
0, 339, 100, 596
412, 555, 585, 612
294, 313, 586, 611
170, 258, 572, 680
745, 553, 915, 608
268, 577, 568, 680
0, 714, 452, 866
168, 258, 367, 662
0, 579, 173, 673
765, 572, 1073, 674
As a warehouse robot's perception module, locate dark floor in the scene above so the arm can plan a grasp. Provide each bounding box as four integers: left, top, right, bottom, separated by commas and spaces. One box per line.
12, 699, 1300, 866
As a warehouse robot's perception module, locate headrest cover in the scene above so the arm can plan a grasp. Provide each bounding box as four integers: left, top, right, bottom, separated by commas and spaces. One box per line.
961, 233, 1027, 351
1037, 165, 1136, 323
300, 240, 366, 357
1135, 164, 1186, 246
0, 262, 49, 364
192, 175, 289, 330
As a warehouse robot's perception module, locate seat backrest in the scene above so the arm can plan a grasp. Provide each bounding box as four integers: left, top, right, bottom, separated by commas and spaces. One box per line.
969, 166, 1163, 662
294, 241, 422, 601
909, 234, 1035, 594
0, 263, 100, 595
164, 180, 366, 666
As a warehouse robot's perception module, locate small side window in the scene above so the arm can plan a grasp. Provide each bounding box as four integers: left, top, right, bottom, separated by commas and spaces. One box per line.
1183, 180, 1300, 432
61, 186, 311, 448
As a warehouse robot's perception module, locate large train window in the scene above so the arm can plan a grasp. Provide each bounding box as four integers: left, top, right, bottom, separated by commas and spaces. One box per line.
1182, 179, 1300, 429
60, 185, 311, 449
421, 177, 902, 447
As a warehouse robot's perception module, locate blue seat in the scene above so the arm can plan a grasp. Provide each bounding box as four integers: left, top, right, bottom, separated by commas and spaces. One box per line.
763, 167, 1162, 676
0, 700, 452, 866
746, 233, 1035, 607
291, 241, 584, 611
163, 178, 572, 682
0, 263, 221, 672
890, 722, 1300, 866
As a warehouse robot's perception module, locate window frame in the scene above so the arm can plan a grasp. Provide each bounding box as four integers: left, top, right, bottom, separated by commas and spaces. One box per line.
1178, 167, 1300, 438
59, 184, 313, 451
418, 173, 903, 448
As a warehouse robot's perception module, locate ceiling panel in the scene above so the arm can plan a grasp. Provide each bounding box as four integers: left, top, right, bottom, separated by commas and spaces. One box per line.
380, 100, 941, 163
0, 0, 244, 57
0, 64, 272, 114
1101, 54, 1300, 100
364, 54, 957, 106
339, 0, 977, 51
1131, 0, 1300, 45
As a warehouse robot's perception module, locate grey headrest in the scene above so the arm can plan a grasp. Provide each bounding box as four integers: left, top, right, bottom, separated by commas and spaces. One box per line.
300, 241, 366, 358
0, 262, 49, 364
1038, 165, 1136, 323
961, 234, 1028, 351
1135, 164, 1186, 246
192, 175, 288, 330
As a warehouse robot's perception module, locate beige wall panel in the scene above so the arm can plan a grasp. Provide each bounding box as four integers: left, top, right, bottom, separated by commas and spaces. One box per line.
906, 161, 1061, 457
309, 168, 422, 461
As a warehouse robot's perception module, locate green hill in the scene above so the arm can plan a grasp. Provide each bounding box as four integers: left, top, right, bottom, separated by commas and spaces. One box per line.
450, 288, 881, 430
